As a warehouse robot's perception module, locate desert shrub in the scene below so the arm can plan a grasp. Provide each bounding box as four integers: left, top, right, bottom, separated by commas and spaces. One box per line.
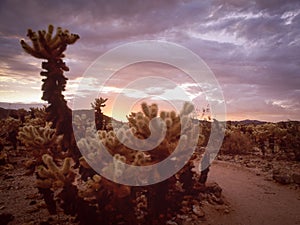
0, 117, 22, 149
20, 101, 206, 225
221, 129, 253, 155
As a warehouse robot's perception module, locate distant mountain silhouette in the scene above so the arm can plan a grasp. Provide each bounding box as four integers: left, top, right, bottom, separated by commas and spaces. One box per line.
0, 102, 46, 120
0, 102, 45, 110
228, 119, 267, 125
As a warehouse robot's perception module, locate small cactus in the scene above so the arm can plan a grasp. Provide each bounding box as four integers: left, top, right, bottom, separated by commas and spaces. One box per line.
91, 97, 108, 130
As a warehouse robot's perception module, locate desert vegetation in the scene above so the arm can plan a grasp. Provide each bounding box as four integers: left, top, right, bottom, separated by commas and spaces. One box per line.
0, 25, 299, 225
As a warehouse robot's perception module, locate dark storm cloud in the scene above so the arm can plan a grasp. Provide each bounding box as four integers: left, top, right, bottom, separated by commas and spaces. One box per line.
0, 0, 188, 79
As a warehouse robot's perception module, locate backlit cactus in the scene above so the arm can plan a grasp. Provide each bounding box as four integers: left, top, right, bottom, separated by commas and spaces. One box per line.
70, 101, 203, 224
91, 97, 108, 130
36, 154, 73, 189
17, 122, 59, 149
77, 102, 200, 173
20, 25, 80, 155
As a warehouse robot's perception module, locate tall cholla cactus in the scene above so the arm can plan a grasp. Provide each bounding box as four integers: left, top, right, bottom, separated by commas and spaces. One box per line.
91, 97, 108, 130
20, 25, 80, 154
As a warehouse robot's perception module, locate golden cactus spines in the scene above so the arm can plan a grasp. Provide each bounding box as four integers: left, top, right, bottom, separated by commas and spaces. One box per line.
21, 24, 79, 60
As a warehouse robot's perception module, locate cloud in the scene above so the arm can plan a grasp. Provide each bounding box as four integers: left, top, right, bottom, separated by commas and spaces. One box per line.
0, 0, 299, 121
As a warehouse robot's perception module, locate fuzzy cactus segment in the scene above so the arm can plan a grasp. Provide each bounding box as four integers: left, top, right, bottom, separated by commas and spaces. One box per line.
17, 122, 60, 149
36, 154, 73, 189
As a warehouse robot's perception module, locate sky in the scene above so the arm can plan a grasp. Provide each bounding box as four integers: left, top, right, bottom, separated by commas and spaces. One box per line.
0, 0, 299, 122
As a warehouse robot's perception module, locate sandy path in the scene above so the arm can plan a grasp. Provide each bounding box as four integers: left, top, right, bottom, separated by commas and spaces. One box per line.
207, 160, 300, 225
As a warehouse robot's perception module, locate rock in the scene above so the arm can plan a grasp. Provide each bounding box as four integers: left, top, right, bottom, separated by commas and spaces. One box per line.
234, 155, 239, 162
273, 172, 292, 184
205, 182, 222, 198
211, 195, 224, 205
292, 173, 300, 184
246, 162, 256, 168
264, 176, 274, 182
224, 208, 230, 214
255, 169, 261, 176
206, 193, 224, 205
192, 205, 205, 217
262, 163, 273, 172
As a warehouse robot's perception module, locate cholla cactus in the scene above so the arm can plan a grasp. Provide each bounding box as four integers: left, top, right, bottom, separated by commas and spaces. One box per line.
73, 113, 94, 140
73, 101, 201, 224
20, 25, 79, 154
78, 173, 131, 201
34, 154, 73, 215
23, 106, 48, 127
91, 97, 108, 130
0, 117, 22, 149
78, 174, 102, 199
252, 123, 287, 156
102, 154, 127, 181
24, 117, 46, 127
91, 97, 108, 113
134, 190, 148, 223
18, 122, 60, 149
36, 154, 73, 189
0, 117, 21, 135
74, 102, 200, 186
29, 106, 47, 119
